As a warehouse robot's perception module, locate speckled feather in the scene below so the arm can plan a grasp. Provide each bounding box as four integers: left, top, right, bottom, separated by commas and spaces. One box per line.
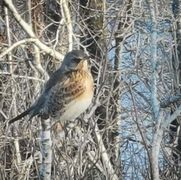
9, 50, 94, 124
41, 68, 94, 120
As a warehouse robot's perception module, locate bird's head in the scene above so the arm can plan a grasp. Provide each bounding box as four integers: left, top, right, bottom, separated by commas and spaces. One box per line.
61, 50, 89, 71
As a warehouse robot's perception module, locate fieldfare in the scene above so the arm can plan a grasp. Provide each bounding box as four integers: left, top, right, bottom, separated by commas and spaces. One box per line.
9, 50, 94, 124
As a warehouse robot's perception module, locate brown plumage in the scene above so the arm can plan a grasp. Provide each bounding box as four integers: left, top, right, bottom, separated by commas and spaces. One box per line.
9, 50, 94, 124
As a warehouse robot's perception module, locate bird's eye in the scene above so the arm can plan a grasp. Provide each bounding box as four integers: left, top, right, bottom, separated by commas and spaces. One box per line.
73, 57, 82, 62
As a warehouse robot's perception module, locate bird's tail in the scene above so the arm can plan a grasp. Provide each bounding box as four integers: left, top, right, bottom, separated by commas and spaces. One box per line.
9, 106, 35, 124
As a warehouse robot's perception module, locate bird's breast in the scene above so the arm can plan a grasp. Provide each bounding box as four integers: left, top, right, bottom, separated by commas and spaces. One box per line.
45, 69, 94, 121
60, 93, 93, 121
61, 70, 94, 121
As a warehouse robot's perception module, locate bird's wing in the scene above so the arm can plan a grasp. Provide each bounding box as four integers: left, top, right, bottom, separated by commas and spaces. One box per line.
9, 68, 70, 124
31, 68, 70, 116
44, 67, 71, 92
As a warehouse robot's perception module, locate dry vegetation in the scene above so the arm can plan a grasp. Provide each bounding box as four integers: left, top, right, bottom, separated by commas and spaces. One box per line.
1, 0, 181, 180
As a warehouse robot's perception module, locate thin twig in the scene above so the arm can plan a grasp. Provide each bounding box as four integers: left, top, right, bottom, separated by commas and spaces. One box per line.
4, 0, 64, 60
0, 38, 36, 59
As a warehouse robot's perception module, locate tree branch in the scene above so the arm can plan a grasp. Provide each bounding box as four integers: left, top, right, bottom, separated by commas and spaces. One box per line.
4, 0, 64, 60
160, 94, 181, 108
61, 0, 73, 51
0, 38, 36, 59
147, 0, 162, 179
163, 104, 181, 128
39, 118, 52, 180
94, 123, 118, 180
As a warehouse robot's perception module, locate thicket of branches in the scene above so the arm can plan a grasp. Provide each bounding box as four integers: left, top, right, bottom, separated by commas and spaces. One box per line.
1, 0, 181, 180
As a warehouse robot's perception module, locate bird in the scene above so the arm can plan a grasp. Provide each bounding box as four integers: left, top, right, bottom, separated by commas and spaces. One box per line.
9, 50, 94, 124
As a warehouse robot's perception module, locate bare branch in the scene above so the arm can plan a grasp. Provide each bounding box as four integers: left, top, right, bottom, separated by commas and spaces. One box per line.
0, 38, 36, 59
94, 124, 118, 180
39, 118, 52, 179
147, 0, 162, 179
160, 94, 181, 108
4, 0, 64, 60
61, 0, 73, 51
18, 152, 41, 180
163, 104, 181, 128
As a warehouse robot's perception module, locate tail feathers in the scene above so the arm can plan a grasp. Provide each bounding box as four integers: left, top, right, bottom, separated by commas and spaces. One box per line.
9, 106, 35, 124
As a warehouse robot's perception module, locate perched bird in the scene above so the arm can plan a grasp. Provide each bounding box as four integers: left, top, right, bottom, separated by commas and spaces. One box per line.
9, 50, 94, 124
